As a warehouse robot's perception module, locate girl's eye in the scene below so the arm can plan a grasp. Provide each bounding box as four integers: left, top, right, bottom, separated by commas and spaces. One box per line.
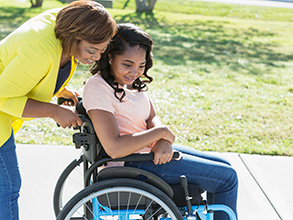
88, 50, 95, 54
123, 64, 131, 67
139, 65, 146, 69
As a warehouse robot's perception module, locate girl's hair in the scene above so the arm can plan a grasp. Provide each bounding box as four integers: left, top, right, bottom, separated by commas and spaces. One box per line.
91, 23, 153, 101
55, 0, 117, 60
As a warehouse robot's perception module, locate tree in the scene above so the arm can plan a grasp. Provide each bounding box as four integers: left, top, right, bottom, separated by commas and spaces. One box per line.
135, 0, 157, 12
30, 0, 43, 8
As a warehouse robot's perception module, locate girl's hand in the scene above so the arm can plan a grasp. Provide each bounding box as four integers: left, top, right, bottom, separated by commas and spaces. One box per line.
56, 87, 80, 106
151, 139, 173, 165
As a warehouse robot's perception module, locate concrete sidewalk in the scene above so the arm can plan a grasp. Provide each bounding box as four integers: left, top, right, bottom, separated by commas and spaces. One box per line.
16, 144, 293, 220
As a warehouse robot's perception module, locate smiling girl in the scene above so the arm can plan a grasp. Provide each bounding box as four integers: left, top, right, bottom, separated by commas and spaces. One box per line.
83, 23, 238, 220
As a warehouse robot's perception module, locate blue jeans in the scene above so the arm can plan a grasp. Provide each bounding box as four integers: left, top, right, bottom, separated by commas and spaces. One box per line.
125, 145, 238, 220
0, 132, 21, 220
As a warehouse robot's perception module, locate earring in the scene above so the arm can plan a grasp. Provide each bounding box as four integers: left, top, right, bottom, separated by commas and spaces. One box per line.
109, 60, 112, 64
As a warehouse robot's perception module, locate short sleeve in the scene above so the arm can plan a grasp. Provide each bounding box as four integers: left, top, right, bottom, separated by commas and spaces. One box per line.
83, 75, 115, 114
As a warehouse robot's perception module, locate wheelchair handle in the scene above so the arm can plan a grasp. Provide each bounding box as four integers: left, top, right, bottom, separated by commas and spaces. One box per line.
56, 97, 83, 128
57, 96, 82, 105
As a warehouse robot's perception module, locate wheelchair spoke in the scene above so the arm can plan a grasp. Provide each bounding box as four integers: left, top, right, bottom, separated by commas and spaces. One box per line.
124, 192, 132, 220
106, 193, 113, 217
132, 194, 143, 217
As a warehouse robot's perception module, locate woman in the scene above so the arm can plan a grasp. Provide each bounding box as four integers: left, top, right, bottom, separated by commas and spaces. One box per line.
0, 1, 116, 219
83, 23, 238, 220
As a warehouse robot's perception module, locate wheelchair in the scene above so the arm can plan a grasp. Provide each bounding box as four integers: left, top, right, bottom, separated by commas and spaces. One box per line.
54, 98, 237, 220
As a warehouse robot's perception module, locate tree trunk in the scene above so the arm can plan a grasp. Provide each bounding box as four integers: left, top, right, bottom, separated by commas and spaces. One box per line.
30, 0, 43, 8
135, 0, 157, 12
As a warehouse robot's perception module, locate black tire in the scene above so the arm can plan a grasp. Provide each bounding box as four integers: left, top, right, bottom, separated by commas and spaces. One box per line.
53, 156, 84, 216
57, 178, 183, 220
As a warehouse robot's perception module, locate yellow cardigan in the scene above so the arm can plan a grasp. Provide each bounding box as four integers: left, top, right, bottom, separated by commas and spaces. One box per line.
0, 8, 77, 146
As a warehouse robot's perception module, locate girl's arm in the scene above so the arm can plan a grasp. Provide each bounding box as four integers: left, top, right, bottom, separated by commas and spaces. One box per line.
88, 108, 174, 159
147, 101, 175, 142
146, 101, 175, 165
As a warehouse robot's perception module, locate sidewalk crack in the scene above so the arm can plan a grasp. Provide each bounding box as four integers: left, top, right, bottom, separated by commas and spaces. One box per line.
238, 154, 283, 220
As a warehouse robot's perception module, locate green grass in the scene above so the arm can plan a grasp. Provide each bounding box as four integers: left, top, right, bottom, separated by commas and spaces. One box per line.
1, 0, 292, 155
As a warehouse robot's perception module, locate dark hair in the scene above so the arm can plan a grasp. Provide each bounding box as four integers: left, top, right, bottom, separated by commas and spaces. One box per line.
55, 0, 117, 61
90, 23, 153, 101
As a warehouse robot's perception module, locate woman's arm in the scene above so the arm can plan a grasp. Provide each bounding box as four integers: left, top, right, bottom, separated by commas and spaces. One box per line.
88, 108, 174, 159
22, 99, 83, 128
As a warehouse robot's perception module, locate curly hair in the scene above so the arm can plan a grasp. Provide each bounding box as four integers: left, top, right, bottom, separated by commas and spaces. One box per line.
90, 23, 153, 102
55, 0, 117, 61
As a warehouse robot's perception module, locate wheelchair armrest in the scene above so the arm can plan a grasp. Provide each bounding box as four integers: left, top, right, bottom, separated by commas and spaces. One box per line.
112, 151, 181, 162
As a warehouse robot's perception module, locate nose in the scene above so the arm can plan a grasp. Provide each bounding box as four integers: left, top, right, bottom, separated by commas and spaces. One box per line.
130, 68, 139, 75
92, 53, 101, 61
129, 68, 142, 77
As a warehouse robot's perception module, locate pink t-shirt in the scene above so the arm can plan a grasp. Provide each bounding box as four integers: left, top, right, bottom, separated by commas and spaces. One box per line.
83, 74, 152, 153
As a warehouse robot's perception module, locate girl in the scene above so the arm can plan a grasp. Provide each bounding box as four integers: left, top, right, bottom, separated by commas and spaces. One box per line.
0, 1, 116, 219
83, 23, 238, 220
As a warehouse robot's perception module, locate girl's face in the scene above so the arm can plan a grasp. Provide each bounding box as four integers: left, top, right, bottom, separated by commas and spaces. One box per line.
75, 40, 109, 65
110, 45, 146, 86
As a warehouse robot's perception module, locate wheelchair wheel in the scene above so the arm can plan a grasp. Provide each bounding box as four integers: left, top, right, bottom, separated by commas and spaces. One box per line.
53, 156, 84, 216
57, 178, 183, 220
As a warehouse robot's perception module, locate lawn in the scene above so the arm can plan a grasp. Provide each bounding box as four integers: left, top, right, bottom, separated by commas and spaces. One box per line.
1, 0, 292, 155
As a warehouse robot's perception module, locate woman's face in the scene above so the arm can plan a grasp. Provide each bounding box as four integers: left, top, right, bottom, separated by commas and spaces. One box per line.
75, 40, 109, 65
110, 45, 146, 86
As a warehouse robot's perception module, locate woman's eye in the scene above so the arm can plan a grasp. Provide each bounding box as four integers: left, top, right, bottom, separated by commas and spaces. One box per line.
123, 64, 131, 67
88, 50, 95, 54
139, 65, 145, 69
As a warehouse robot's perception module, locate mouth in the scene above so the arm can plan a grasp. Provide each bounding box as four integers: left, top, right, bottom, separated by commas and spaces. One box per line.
124, 76, 136, 83
85, 58, 94, 64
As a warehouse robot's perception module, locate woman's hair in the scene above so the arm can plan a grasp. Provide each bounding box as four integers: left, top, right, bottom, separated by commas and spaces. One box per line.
91, 23, 153, 102
55, 0, 117, 60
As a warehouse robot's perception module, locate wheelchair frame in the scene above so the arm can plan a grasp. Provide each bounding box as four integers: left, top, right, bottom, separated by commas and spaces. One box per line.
54, 100, 237, 220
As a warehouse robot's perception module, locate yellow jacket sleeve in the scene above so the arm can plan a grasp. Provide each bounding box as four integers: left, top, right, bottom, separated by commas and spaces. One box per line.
0, 42, 51, 117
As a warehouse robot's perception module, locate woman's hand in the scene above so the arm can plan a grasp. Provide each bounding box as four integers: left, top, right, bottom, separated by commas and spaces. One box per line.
56, 87, 80, 106
52, 105, 83, 128
22, 99, 83, 129
151, 139, 173, 165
